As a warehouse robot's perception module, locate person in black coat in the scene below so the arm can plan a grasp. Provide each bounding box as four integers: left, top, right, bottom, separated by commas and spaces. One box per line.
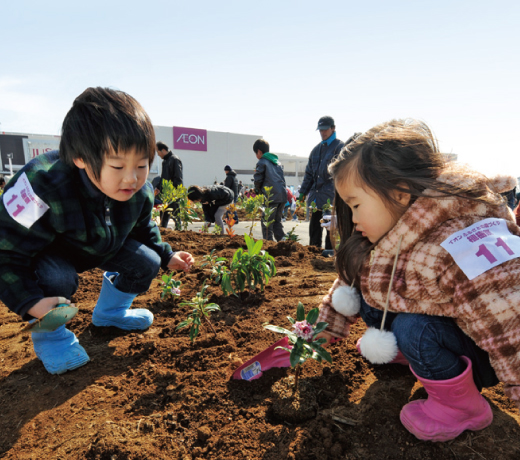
156, 141, 183, 229
224, 165, 239, 203
188, 185, 234, 234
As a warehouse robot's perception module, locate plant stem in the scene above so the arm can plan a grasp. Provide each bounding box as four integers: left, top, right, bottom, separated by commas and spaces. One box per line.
294, 364, 300, 394
203, 313, 217, 336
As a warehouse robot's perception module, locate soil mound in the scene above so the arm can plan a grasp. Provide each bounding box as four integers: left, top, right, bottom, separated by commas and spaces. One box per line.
1, 230, 519, 459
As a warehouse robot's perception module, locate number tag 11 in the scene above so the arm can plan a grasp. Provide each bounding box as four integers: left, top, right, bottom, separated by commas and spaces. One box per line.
441, 218, 520, 280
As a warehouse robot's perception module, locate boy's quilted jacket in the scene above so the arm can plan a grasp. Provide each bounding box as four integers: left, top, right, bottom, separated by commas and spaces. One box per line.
0, 151, 173, 319
318, 165, 520, 408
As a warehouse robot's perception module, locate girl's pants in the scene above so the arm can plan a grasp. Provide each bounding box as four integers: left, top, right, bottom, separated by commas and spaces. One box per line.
34, 238, 162, 298
359, 298, 498, 391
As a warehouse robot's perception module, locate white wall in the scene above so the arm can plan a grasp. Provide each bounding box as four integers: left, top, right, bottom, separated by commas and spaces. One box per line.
6, 127, 309, 188
152, 125, 308, 188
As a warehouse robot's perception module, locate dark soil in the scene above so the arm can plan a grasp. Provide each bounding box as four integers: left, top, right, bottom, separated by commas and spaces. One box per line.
1, 230, 519, 459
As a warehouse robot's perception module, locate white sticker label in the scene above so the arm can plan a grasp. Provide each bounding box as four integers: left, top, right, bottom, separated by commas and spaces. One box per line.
240, 361, 262, 380
441, 218, 520, 280
2, 172, 49, 228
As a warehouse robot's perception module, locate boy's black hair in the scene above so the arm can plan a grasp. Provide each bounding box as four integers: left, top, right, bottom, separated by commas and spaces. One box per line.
253, 139, 269, 154
156, 141, 169, 152
0, 176, 5, 187
59, 87, 156, 181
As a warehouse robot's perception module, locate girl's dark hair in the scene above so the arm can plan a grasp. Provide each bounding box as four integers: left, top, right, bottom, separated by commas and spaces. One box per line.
59, 87, 156, 181
187, 185, 208, 202
330, 119, 502, 285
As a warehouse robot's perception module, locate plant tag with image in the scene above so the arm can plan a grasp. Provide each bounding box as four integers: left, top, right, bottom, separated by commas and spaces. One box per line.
441, 218, 520, 280
240, 361, 262, 381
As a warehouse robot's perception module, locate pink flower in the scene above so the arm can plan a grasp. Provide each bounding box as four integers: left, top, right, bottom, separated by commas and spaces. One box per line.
293, 320, 314, 342
171, 288, 181, 296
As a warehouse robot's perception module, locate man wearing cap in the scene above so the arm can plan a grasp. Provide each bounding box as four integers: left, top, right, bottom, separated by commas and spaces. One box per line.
224, 165, 239, 204
299, 116, 344, 249
156, 141, 183, 230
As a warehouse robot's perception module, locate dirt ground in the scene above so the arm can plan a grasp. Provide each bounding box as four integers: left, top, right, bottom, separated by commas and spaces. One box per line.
1, 230, 519, 460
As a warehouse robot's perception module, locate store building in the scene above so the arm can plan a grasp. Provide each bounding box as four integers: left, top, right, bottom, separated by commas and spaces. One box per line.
1, 126, 307, 188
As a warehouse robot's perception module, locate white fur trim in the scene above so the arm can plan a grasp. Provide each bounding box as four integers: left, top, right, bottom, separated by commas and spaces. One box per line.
359, 327, 398, 364
331, 285, 361, 317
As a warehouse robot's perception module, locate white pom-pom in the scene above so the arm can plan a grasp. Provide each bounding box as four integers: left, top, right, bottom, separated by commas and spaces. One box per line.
359, 327, 398, 364
331, 285, 361, 317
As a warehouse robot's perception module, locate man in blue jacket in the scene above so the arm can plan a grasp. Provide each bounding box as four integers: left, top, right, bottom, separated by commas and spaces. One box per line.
299, 116, 344, 249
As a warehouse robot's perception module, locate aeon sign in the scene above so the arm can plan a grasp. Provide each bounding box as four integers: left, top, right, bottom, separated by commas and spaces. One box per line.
173, 126, 207, 152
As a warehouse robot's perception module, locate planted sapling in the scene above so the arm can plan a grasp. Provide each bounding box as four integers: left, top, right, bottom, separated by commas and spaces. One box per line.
177, 280, 220, 342
219, 234, 276, 296
264, 302, 331, 391
285, 226, 300, 242
160, 272, 182, 300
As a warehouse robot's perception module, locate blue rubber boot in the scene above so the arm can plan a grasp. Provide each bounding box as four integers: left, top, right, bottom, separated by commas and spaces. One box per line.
32, 325, 90, 375
92, 272, 153, 330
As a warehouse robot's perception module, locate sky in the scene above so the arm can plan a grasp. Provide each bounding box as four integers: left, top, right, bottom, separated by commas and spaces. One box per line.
1, 0, 519, 176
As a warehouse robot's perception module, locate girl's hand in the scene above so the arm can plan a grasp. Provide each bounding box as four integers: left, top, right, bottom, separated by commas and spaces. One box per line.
27, 297, 71, 319
168, 251, 195, 272
315, 331, 339, 347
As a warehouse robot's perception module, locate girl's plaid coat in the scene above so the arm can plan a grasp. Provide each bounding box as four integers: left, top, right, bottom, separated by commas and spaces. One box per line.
318, 165, 520, 409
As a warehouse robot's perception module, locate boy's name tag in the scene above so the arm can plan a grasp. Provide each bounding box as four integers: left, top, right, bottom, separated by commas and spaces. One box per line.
441, 218, 520, 280
2, 173, 49, 229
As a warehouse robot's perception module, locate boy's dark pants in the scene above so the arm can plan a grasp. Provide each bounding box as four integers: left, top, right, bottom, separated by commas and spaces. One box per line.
34, 239, 162, 299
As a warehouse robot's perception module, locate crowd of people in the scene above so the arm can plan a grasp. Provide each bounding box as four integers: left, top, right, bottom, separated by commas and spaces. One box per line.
1, 86, 520, 445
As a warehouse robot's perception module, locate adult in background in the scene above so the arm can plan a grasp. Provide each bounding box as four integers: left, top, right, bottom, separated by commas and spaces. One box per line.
187, 184, 234, 234
253, 138, 287, 241
156, 141, 183, 230
224, 165, 239, 203
299, 116, 344, 249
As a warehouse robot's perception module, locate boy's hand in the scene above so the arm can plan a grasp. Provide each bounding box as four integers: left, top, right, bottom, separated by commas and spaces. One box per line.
27, 297, 71, 319
168, 251, 194, 272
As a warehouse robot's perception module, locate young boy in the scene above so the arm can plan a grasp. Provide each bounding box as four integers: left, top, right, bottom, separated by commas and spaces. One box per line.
253, 139, 287, 241
0, 87, 194, 375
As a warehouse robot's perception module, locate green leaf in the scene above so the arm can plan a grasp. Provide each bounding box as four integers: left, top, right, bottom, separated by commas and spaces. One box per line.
244, 234, 254, 252
309, 343, 333, 363
290, 339, 304, 367
296, 302, 305, 321
264, 324, 294, 336
312, 322, 329, 336
251, 239, 263, 255
306, 308, 319, 325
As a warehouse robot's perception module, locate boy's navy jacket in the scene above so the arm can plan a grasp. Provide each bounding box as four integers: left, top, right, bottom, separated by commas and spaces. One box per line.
253, 156, 287, 204
0, 151, 173, 318
300, 138, 344, 209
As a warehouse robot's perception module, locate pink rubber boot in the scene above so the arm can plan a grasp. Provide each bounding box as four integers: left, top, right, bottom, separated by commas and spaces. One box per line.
400, 356, 493, 442
356, 337, 409, 365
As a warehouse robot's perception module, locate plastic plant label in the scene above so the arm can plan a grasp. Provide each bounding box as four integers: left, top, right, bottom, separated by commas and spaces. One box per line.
441, 218, 520, 280
240, 361, 262, 380
3, 172, 49, 229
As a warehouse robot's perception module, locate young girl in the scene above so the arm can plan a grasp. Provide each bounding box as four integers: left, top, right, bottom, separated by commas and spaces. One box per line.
317, 119, 520, 442
188, 184, 234, 234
